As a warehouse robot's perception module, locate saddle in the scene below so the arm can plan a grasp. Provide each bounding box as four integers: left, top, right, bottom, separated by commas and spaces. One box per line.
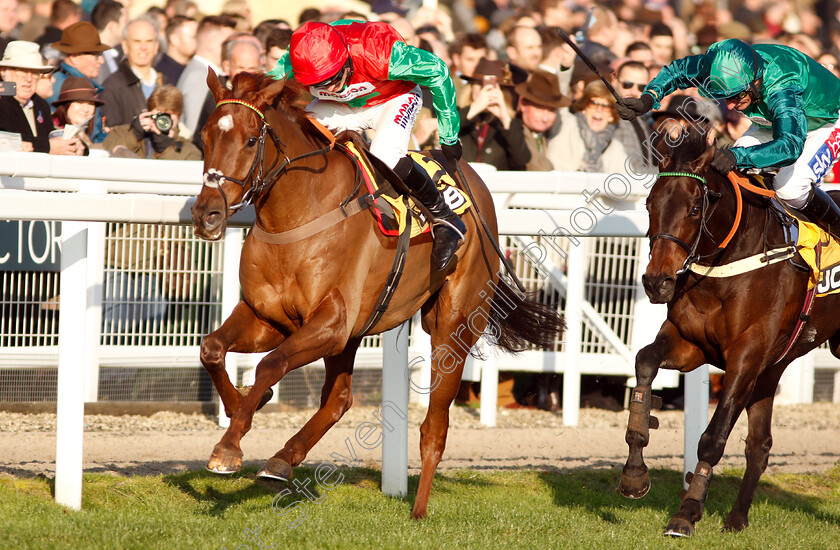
341, 141, 472, 240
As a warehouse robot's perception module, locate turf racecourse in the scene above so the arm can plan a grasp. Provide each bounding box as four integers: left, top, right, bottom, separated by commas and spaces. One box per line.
2, 466, 839, 549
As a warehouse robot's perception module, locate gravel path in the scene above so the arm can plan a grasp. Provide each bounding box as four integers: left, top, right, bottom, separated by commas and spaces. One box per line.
2, 403, 839, 478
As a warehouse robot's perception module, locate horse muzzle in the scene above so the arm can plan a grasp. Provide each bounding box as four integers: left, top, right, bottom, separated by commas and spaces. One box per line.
642, 272, 676, 303
191, 206, 226, 241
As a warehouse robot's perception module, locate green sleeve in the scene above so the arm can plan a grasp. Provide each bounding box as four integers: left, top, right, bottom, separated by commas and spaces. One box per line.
386, 41, 460, 145
644, 55, 706, 109
730, 89, 807, 169
267, 52, 293, 81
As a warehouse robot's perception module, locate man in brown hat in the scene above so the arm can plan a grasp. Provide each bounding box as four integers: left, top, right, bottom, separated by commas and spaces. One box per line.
514, 69, 569, 170
45, 20, 109, 142
0, 41, 82, 154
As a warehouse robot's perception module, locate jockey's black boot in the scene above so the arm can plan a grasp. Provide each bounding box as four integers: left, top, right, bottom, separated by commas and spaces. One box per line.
395, 156, 467, 271
795, 186, 840, 241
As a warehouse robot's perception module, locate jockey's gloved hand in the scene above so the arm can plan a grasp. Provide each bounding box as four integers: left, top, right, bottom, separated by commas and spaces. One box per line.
441, 141, 462, 165
616, 93, 654, 121
711, 148, 737, 175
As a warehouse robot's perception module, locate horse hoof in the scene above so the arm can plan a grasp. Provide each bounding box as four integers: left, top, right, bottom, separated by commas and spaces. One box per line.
618, 469, 650, 499
663, 517, 694, 538
206, 446, 242, 475
237, 386, 274, 411
257, 457, 293, 481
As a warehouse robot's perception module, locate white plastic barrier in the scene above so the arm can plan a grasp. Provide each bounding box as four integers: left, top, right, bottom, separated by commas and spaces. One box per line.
0, 153, 735, 508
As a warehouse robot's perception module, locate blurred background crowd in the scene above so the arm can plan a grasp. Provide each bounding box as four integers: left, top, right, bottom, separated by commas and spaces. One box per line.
0, 0, 836, 170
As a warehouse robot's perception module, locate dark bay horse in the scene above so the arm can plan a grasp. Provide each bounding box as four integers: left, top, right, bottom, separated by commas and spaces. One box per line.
190, 71, 564, 519
618, 131, 840, 536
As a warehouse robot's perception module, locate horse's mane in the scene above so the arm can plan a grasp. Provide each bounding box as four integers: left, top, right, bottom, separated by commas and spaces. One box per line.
228, 72, 307, 121
661, 128, 712, 172
227, 72, 347, 148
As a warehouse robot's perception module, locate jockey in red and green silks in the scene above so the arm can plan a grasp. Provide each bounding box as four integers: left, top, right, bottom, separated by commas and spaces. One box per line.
618, 38, 840, 240
268, 20, 465, 271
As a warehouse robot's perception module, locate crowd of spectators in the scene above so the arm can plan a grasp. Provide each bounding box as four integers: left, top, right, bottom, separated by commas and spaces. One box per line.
0, 0, 834, 167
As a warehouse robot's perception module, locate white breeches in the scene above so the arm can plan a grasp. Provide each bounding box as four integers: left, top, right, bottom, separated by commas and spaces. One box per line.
735, 113, 840, 207
305, 86, 423, 169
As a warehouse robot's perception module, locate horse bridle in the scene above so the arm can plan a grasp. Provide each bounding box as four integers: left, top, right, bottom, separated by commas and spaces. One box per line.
649, 171, 723, 275
202, 99, 332, 214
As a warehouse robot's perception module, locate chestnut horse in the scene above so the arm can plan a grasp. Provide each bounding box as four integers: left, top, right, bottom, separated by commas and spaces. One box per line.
190, 71, 564, 519
618, 131, 840, 536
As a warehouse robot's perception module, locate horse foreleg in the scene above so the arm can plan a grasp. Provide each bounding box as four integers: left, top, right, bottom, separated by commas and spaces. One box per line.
664, 341, 764, 537
411, 334, 470, 520
200, 300, 283, 418
207, 290, 348, 475
723, 364, 784, 532
258, 339, 360, 481
620, 321, 704, 499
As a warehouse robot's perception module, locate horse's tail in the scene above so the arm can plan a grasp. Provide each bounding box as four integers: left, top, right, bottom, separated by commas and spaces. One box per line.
488, 278, 565, 353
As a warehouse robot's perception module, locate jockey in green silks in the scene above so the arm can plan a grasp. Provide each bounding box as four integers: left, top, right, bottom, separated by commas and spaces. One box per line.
619, 38, 840, 240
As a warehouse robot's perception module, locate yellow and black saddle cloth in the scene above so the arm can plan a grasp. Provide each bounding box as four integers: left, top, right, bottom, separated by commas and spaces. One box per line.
796, 220, 840, 296
341, 141, 472, 240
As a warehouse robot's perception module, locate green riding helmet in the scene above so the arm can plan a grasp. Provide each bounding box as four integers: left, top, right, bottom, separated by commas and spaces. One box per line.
700, 39, 765, 100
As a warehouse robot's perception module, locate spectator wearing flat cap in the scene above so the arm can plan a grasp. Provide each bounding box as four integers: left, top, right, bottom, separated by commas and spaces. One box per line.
457, 57, 531, 171
0, 41, 83, 154
513, 69, 570, 171
52, 76, 104, 153
47, 20, 109, 142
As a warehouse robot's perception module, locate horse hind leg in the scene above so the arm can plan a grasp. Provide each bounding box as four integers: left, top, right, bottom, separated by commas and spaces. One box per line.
723, 365, 784, 532
258, 340, 360, 481
200, 300, 283, 418
412, 317, 474, 520
619, 321, 705, 499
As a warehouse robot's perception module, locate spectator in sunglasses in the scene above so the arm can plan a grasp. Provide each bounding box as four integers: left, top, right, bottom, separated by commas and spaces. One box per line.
612, 60, 653, 172
618, 38, 840, 241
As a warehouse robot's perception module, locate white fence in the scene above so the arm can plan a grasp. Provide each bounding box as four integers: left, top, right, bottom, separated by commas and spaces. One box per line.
0, 152, 835, 509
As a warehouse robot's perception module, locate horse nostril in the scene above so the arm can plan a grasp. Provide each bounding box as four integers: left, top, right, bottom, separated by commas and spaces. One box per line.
204, 211, 223, 229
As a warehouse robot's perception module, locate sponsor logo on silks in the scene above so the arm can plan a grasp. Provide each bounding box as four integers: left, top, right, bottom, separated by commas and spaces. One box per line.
817, 260, 840, 294
393, 93, 420, 130
808, 127, 840, 183
311, 82, 376, 103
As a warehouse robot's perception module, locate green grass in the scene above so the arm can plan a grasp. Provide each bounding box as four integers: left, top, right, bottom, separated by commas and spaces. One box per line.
1, 465, 840, 549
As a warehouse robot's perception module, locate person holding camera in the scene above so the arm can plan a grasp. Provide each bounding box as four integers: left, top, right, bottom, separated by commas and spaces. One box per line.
101, 84, 201, 159
457, 58, 531, 171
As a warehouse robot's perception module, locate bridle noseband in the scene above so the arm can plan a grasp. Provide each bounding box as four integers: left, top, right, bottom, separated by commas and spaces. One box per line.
650, 171, 722, 275
203, 98, 332, 215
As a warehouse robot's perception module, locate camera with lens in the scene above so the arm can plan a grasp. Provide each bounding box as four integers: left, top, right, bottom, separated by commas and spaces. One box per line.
150, 112, 173, 134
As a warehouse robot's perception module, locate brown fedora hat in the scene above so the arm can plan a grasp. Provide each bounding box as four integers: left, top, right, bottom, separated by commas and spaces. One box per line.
463, 58, 515, 87
52, 77, 104, 107
515, 70, 570, 109
52, 21, 109, 54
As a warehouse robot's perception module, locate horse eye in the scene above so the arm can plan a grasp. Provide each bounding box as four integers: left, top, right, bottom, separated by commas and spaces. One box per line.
690, 202, 701, 216
246, 136, 258, 147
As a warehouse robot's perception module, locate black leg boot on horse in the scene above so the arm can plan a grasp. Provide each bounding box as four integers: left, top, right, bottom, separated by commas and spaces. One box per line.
790, 186, 840, 240
395, 156, 467, 271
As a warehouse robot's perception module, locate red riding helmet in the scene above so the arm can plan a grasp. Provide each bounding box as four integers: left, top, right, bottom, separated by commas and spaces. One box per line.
290, 22, 350, 86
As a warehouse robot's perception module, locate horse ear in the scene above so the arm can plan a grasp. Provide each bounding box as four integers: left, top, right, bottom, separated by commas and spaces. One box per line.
688, 145, 716, 174
256, 76, 287, 108
207, 67, 226, 103
659, 155, 675, 172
